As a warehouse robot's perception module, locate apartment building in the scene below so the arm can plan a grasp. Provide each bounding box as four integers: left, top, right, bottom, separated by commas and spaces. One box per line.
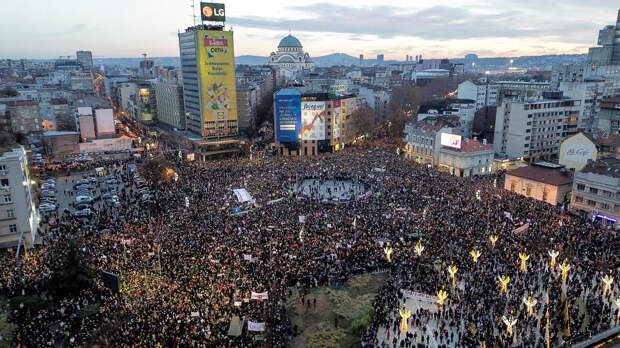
0, 147, 39, 248
494, 93, 581, 161
570, 157, 620, 229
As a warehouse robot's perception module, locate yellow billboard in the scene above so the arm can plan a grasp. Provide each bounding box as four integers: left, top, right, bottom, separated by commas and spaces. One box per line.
197, 30, 237, 137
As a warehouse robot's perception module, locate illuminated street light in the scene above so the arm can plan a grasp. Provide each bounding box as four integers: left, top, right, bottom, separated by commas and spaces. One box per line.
519, 252, 529, 272
399, 307, 411, 332
559, 261, 571, 285
489, 235, 498, 248
414, 239, 424, 257
384, 246, 393, 262
498, 275, 510, 294
436, 289, 448, 306
447, 265, 458, 286
602, 274, 613, 297
501, 315, 517, 336
548, 250, 559, 268
523, 295, 537, 316
470, 250, 481, 263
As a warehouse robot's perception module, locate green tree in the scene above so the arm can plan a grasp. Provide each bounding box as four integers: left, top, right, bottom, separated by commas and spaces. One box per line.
49, 243, 95, 297
139, 157, 172, 185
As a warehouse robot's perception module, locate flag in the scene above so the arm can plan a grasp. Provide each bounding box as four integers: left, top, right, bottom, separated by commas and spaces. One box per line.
299, 215, 305, 223
243, 254, 252, 261
191, 311, 200, 317
251, 291, 268, 300
248, 321, 266, 332
232, 207, 242, 214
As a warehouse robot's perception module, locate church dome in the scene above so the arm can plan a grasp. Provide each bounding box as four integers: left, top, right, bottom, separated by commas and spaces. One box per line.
278, 56, 295, 63
278, 35, 302, 48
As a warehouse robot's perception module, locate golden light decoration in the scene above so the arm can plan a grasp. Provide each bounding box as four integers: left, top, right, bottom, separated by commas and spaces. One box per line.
447, 265, 458, 287
519, 252, 529, 272
559, 261, 571, 285
489, 235, 498, 248
498, 275, 510, 294
384, 246, 393, 262
548, 250, 559, 268
602, 274, 614, 297
522, 295, 537, 316
501, 315, 517, 336
399, 307, 411, 332
436, 289, 448, 306
470, 250, 481, 263
613, 298, 620, 321
414, 240, 424, 257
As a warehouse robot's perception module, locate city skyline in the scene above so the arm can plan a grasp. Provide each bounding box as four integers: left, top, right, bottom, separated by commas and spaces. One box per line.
0, 0, 617, 60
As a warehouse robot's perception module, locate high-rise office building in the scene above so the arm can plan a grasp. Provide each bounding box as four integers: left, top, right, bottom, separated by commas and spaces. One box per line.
377, 54, 384, 63
76, 50, 93, 73
588, 10, 620, 65
178, 26, 238, 138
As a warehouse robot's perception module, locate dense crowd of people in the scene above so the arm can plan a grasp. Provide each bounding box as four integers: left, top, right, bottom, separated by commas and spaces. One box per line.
0, 140, 618, 347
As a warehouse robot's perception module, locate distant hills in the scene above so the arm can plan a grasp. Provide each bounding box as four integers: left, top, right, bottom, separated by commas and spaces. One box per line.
87, 53, 586, 69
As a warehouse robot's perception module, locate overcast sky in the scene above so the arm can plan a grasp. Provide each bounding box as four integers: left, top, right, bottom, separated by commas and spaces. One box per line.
0, 0, 617, 59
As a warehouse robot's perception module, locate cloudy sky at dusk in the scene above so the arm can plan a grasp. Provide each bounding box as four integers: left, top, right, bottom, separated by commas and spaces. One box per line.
0, 0, 617, 60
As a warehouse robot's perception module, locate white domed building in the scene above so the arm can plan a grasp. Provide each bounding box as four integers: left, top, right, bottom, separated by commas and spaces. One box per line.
268, 34, 315, 79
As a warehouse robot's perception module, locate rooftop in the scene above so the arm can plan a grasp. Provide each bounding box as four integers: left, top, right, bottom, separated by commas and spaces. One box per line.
580, 157, 620, 178
506, 165, 573, 186
278, 35, 302, 48
442, 138, 492, 153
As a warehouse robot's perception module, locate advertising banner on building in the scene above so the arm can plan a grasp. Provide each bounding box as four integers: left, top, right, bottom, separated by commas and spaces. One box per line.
275, 90, 301, 142
198, 30, 237, 137
333, 100, 341, 139
440, 133, 462, 149
300, 101, 326, 140
200, 2, 225, 22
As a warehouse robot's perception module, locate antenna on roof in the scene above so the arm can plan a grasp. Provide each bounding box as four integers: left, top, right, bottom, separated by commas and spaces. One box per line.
190, 0, 197, 26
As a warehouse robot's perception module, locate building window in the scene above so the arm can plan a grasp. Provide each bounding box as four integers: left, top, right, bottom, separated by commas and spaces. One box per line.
0, 165, 6, 172
542, 188, 548, 201
526, 186, 532, 196
0, 179, 7, 187
577, 184, 585, 191
9, 224, 17, 233
590, 187, 598, 194
587, 200, 596, 207
7, 209, 14, 218
575, 196, 583, 203
3, 195, 11, 203
600, 203, 610, 210
510, 182, 516, 192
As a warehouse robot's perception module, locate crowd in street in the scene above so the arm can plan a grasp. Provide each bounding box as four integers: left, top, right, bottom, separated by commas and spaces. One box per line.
1, 140, 618, 347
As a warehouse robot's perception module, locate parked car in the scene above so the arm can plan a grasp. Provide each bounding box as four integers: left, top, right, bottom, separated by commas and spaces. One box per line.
111, 196, 121, 207
75, 179, 89, 186
41, 183, 56, 190
102, 193, 113, 200
41, 190, 55, 197
75, 203, 91, 210
39, 204, 57, 212
73, 209, 93, 217
75, 195, 93, 203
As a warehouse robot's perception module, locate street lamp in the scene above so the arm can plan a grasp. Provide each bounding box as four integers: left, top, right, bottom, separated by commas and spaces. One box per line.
414, 239, 424, 257
498, 275, 510, 294
436, 289, 448, 306
470, 250, 481, 263
559, 261, 571, 285
519, 252, 529, 272
602, 274, 613, 297
447, 265, 458, 287
523, 295, 537, 316
489, 235, 498, 248
399, 307, 411, 332
384, 246, 393, 262
548, 250, 559, 268
501, 315, 517, 337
